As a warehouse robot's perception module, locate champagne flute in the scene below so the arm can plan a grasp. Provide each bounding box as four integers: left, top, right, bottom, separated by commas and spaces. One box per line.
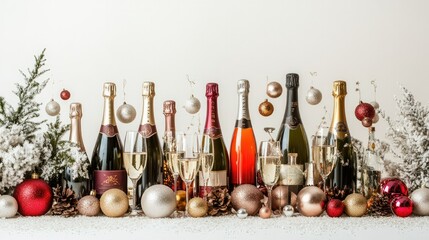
123, 131, 147, 215
164, 131, 180, 195
200, 136, 214, 200
259, 140, 281, 212
177, 132, 200, 217
312, 125, 339, 194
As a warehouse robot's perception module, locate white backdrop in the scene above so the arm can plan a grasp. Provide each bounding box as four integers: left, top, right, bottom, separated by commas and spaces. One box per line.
1, 0, 429, 160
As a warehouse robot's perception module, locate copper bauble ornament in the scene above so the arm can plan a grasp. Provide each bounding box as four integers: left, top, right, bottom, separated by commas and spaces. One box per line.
236, 208, 248, 219
231, 184, 264, 216
176, 190, 187, 211
116, 102, 136, 123
184, 95, 201, 114
296, 186, 326, 217
77, 190, 100, 216
141, 184, 176, 218
266, 81, 283, 98
100, 189, 128, 217
45, 99, 61, 116
259, 206, 272, 219
410, 188, 429, 216
355, 101, 375, 121
283, 205, 294, 217
306, 86, 322, 105
258, 99, 274, 117
272, 185, 288, 211
0, 195, 18, 218
188, 197, 208, 218
362, 117, 373, 127
372, 113, 379, 124
343, 193, 367, 217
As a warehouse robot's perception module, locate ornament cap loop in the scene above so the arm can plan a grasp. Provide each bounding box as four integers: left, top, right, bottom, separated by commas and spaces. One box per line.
31, 172, 39, 179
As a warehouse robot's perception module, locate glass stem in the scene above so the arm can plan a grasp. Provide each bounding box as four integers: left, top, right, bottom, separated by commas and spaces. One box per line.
173, 174, 178, 195
323, 178, 327, 194
267, 185, 273, 210
204, 179, 209, 201
132, 179, 138, 212
185, 182, 190, 216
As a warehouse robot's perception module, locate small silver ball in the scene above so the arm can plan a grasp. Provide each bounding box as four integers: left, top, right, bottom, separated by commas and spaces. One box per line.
283, 205, 294, 217
184, 95, 201, 114
45, 99, 61, 116
306, 87, 322, 105
116, 103, 137, 123
370, 101, 380, 109
236, 208, 248, 219
0, 195, 18, 218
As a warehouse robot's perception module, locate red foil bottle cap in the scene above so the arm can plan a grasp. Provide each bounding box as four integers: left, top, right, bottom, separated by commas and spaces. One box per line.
206, 83, 219, 97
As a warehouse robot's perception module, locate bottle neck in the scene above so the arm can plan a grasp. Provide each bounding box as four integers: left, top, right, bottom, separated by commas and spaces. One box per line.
164, 113, 176, 134
282, 88, 301, 128
70, 116, 85, 152
204, 96, 222, 138
140, 96, 155, 125
329, 95, 349, 139
235, 92, 251, 128
101, 97, 116, 126
368, 130, 376, 151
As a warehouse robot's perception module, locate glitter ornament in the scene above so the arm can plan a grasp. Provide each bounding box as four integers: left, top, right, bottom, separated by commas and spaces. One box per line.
258, 99, 274, 117
259, 206, 272, 219
272, 185, 288, 211
0, 195, 18, 218
326, 199, 344, 217
362, 117, 373, 127
236, 208, 248, 219
184, 95, 201, 114
116, 102, 136, 123
176, 190, 187, 211
231, 184, 264, 216
306, 86, 322, 105
296, 186, 326, 217
355, 101, 375, 121
77, 190, 100, 216
60, 89, 71, 100
372, 113, 379, 124
266, 81, 283, 98
283, 205, 294, 217
45, 99, 61, 116
188, 197, 208, 218
343, 193, 367, 217
391, 195, 413, 218
100, 189, 128, 217
410, 188, 429, 216
141, 185, 176, 218
380, 178, 408, 200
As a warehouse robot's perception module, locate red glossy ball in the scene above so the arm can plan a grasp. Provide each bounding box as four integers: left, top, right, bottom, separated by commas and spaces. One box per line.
355, 101, 375, 121
326, 199, 344, 217
380, 178, 408, 200
391, 196, 413, 217
13, 178, 53, 216
60, 89, 71, 100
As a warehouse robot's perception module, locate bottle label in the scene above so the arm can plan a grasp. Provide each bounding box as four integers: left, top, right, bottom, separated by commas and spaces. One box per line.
139, 124, 158, 138
235, 119, 252, 128
99, 124, 118, 137
335, 122, 348, 133
198, 170, 227, 196
286, 116, 300, 129
94, 170, 127, 196
204, 127, 222, 139
279, 164, 304, 185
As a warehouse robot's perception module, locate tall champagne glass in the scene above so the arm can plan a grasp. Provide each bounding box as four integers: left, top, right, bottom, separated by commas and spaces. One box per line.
259, 140, 281, 211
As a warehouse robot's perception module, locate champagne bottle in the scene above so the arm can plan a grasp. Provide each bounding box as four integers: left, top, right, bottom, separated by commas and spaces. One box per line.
277, 73, 309, 203
91, 83, 126, 198
200, 83, 229, 197
326, 81, 356, 199
64, 102, 89, 198
162, 100, 183, 190
229, 79, 257, 189
137, 82, 163, 201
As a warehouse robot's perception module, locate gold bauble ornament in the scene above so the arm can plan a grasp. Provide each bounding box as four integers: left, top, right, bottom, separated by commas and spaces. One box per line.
296, 186, 326, 217
77, 190, 100, 216
272, 186, 289, 211
258, 99, 274, 117
100, 189, 129, 217
188, 197, 208, 218
343, 193, 367, 217
176, 190, 187, 211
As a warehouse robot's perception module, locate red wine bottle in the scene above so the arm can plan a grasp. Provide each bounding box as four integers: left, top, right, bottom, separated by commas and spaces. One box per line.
200, 83, 229, 197
90, 83, 126, 198
229, 80, 257, 189
137, 82, 163, 201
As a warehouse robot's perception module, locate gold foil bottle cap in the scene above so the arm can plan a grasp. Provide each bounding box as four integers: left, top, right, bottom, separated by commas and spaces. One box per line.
103, 82, 116, 97
163, 100, 176, 115
69, 102, 83, 119
332, 81, 347, 96
142, 82, 155, 96
206, 83, 219, 97
237, 79, 250, 94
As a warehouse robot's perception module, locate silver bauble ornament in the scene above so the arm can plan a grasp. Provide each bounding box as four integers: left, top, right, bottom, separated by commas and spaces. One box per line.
141, 184, 176, 218
283, 205, 294, 217
370, 101, 380, 109
306, 86, 322, 105
266, 81, 283, 98
410, 188, 429, 216
45, 99, 61, 116
116, 102, 136, 123
296, 186, 326, 217
184, 95, 201, 114
0, 195, 18, 218
372, 113, 379, 124
236, 208, 248, 219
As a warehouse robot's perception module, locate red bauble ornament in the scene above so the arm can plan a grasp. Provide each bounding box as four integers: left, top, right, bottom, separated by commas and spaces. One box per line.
326, 199, 344, 217
60, 89, 71, 100
13, 174, 53, 216
391, 196, 413, 217
355, 101, 375, 121
380, 178, 408, 200
362, 117, 373, 127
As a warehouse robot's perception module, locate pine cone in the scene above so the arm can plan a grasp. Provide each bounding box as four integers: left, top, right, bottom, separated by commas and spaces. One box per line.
367, 193, 392, 217
207, 187, 232, 216
51, 185, 78, 217
325, 185, 353, 200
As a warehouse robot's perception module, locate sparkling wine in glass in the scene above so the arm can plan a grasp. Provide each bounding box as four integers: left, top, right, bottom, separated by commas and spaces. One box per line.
259, 140, 281, 213
200, 136, 214, 200
123, 131, 147, 215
